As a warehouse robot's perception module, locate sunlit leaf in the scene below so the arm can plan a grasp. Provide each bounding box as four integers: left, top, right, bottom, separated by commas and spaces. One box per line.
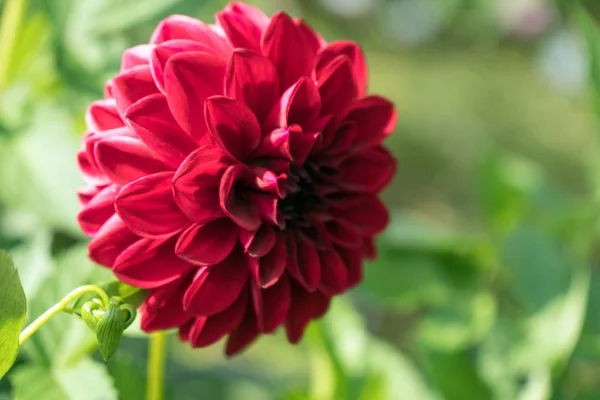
0, 250, 27, 379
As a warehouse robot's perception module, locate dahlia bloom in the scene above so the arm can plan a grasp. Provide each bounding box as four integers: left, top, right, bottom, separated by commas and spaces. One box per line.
77, 2, 396, 355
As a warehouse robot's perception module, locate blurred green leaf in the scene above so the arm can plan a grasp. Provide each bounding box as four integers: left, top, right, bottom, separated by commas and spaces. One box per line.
0, 104, 84, 235
0, 250, 27, 379
318, 299, 439, 400
479, 266, 590, 398
11, 358, 117, 400
362, 215, 484, 310
422, 350, 493, 400
500, 227, 571, 313
517, 369, 551, 400
366, 341, 440, 400
477, 152, 543, 233
416, 290, 496, 351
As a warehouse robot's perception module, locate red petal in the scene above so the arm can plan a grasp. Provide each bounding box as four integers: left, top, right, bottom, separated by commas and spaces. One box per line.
125, 93, 198, 168
175, 219, 237, 266
225, 306, 259, 356
189, 291, 248, 347
261, 12, 316, 90
111, 65, 159, 114
86, 99, 123, 131
287, 235, 321, 291
318, 250, 348, 295
295, 19, 325, 54
219, 164, 261, 231
239, 225, 276, 257
363, 236, 376, 260
179, 320, 194, 342
183, 249, 249, 316
317, 55, 357, 117
336, 196, 389, 235
225, 49, 279, 121
115, 171, 189, 237
285, 281, 330, 343
255, 236, 286, 288
94, 136, 169, 186
345, 96, 397, 150
216, 2, 269, 52
322, 120, 357, 155
338, 146, 396, 192
246, 192, 280, 227
325, 219, 363, 248
250, 167, 287, 198
78, 185, 101, 206
78, 149, 108, 187
78, 185, 118, 235
316, 41, 368, 97
340, 248, 363, 287
254, 127, 292, 160
114, 237, 192, 289
173, 146, 231, 224
151, 39, 217, 92
88, 214, 138, 267
141, 279, 190, 332
251, 275, 290, 333
285, 77, 321, 127
121, 44, 152, 71
150, 15, 232, 58
83, 128, 138, 182
164, 52, 226, 141
205, 96, 261, 161
288, 125, 319, 167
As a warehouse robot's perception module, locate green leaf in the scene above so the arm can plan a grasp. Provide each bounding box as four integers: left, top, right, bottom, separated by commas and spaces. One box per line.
477, 152, 543, 233
367, 341, 441, 400
0, 104, 85, 235
11, 358, 117, 400
319, 299, 440, 400
500, 227, 571, 313
422, 350, 493, 400
362, 230, 484, 311
479, 267, 590, 398
0, 250, 27, 379
416, 290, 496, 351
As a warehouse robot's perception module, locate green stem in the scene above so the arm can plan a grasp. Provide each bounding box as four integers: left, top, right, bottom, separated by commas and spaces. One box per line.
307, 323, 337, 400
0, 0, 28, 90
147, 331, 168, 400
18, 285, 110, 345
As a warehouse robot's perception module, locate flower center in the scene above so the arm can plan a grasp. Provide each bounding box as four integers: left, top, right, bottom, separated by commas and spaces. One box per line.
279, 166, 321, 223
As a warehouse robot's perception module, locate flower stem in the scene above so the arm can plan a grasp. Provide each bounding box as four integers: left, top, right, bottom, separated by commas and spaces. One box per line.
0, 0, 28, 90
147, 331, 168, 400
307, 323, 337, 400
18, 285, 110, 345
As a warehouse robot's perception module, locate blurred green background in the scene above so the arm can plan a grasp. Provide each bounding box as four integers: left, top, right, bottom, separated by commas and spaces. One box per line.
3, 0, 600, 399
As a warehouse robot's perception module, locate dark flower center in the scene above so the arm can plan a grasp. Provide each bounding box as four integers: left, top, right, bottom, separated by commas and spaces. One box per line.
279, 166, 321, 223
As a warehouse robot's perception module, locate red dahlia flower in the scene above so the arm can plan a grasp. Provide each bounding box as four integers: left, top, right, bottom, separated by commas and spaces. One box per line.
77, 2, 396, 355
